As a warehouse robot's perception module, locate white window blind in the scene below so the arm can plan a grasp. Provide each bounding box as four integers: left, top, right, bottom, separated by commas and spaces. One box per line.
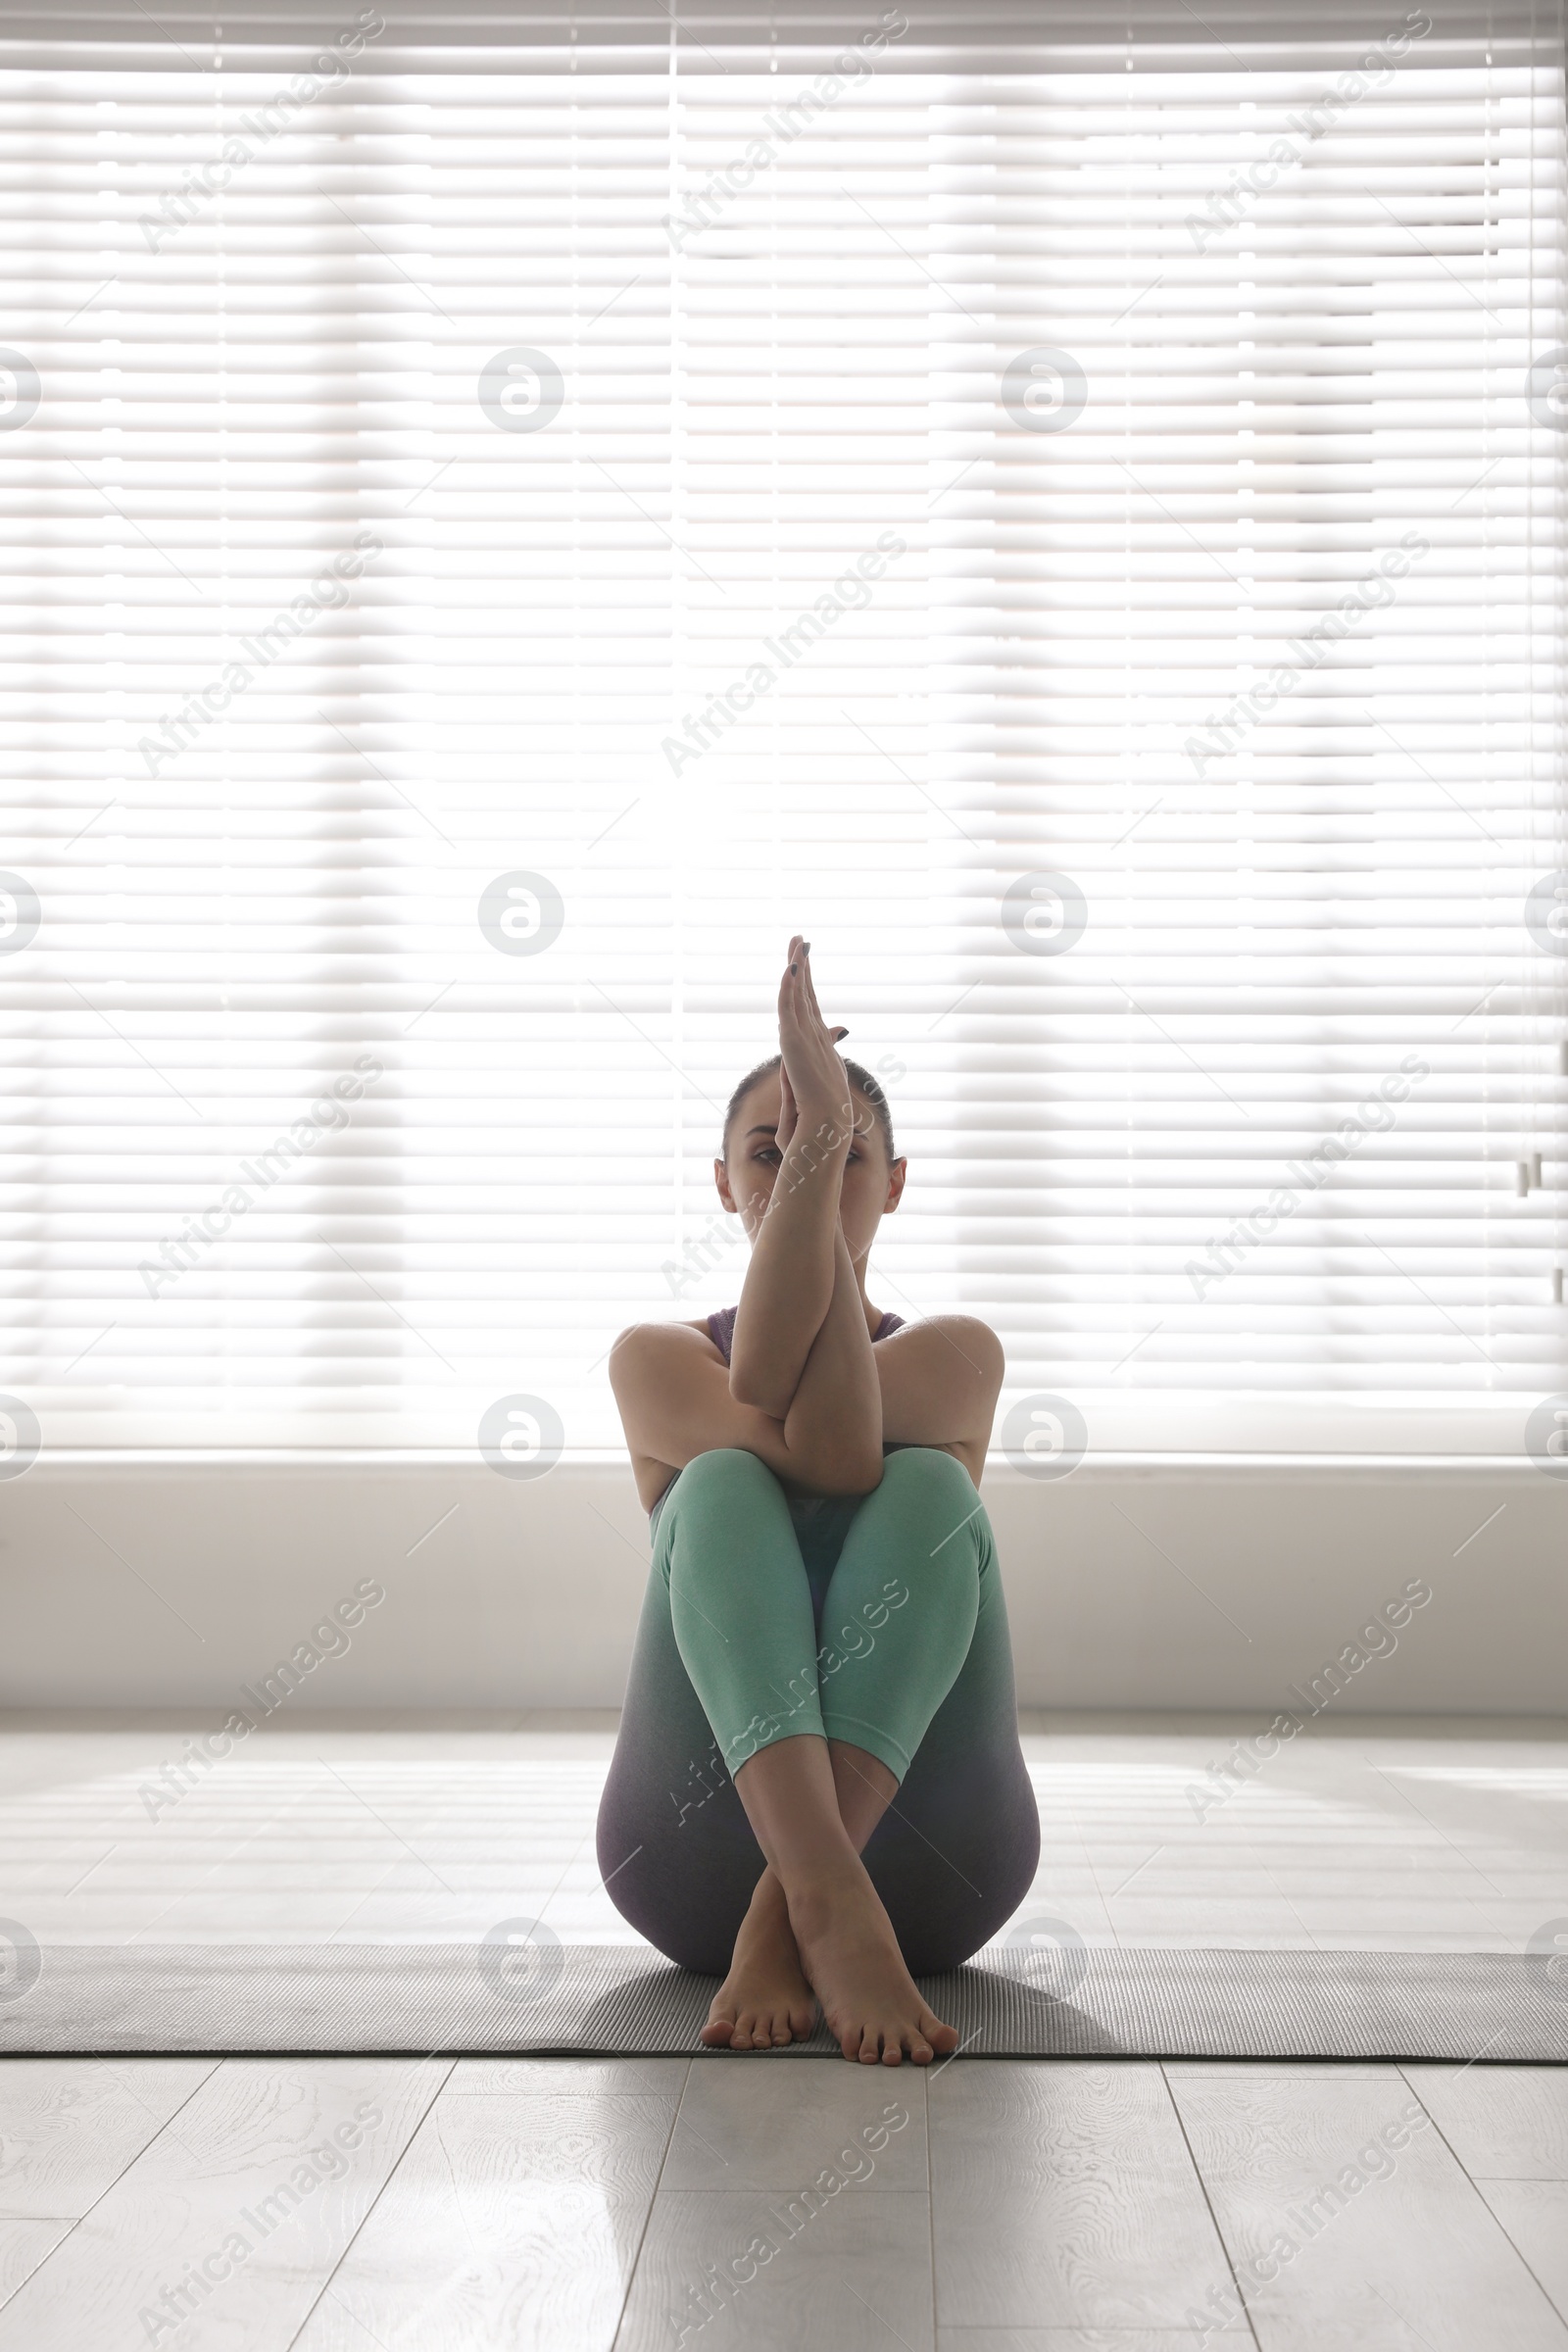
0, 1, 1564, 1461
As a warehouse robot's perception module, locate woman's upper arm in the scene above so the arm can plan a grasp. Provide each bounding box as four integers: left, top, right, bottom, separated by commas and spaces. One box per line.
875, 1316, 1004, 1459
608, 1323, 880, 1494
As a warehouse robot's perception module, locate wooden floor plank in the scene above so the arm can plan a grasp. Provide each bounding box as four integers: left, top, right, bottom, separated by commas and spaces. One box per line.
294, 2087, 680, 2352
614, 2185, 935, 2352
1472, 2180, 1568, 2321
0, 2217, 74, 2308
0, 2058, 216, 2219
937, 2332, 1252, 2349
1171, 2071, 1568, 2351
445, 2057, 689, 2098
660, 2059, 926, 2195
1164, 2062, 1402, 2082
929, 2061, 1240, 2331
1402, 2064, 1568, 2180
0, 2057, 445, 2352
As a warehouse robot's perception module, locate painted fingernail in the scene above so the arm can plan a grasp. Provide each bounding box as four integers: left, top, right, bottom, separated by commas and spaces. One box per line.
789, 961, 797, 973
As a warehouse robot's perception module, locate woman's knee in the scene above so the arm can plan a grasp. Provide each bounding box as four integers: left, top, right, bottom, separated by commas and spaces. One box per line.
671, 1446, 782, 1504
879, 1445, 978, 1512
872, 1446, 987, 1601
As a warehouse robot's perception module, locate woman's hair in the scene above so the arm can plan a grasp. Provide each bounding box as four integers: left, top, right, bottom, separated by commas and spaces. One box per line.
720, 1053, 898, 1167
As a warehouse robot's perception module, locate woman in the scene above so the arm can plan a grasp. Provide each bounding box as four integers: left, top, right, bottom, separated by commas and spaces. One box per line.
599, 935, 1039, 2065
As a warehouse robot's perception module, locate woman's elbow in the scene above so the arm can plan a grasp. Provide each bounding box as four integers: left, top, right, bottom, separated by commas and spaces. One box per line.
729, 1366, 795, 1416
819, 1447, 885, 1496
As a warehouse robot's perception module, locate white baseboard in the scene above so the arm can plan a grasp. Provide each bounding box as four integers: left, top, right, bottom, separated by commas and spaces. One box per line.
1, 1459, 1562, 1716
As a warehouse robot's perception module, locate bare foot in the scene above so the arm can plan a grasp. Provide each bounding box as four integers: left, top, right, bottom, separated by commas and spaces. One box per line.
786, 1863, 960, 2067
700, 1871, 818, 2051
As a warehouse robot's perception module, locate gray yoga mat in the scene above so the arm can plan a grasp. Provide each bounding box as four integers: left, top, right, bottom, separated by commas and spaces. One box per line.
1, 1944, 1564, 2060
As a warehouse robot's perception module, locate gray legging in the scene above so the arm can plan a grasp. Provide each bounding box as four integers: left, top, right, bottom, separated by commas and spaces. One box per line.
596, 1443, 1041, 1977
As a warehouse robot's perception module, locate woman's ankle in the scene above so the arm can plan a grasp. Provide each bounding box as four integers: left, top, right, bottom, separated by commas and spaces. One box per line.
782, 1853, 886, 1942
738, 1867, 792, 1937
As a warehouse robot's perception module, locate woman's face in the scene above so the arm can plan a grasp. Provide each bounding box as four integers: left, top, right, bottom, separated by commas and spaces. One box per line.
713, 1070, 906, 1269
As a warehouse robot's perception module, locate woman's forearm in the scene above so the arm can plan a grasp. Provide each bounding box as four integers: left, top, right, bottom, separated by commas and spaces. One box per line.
728, 1102, 852, 1415
780, 1219, 884, 1489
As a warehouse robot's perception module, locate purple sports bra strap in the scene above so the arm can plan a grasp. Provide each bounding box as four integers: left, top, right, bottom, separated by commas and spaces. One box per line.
706, 1302, 904, 1365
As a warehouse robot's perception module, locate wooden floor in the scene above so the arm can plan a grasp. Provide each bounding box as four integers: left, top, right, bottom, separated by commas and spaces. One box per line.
0, 2052, 1566, 2348
1, 1711, 1564, 2347
0, 1708, 1563, 1954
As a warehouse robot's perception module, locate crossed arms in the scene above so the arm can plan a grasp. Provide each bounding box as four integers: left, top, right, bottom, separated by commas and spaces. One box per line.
611, 1265, 1004, 1506
609, 1090, 1004, 1506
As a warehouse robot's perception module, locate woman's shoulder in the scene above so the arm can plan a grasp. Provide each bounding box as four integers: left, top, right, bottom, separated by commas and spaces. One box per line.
881, 1311, 1004, 1376
608, 1315, 727, 1378
879, 1308, 998, 1339
622, 1314, 724, 1344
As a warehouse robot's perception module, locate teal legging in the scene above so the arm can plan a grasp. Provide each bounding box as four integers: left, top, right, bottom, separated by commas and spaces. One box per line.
596, 1444, 1041, 1976
662, 1444, 983, 1781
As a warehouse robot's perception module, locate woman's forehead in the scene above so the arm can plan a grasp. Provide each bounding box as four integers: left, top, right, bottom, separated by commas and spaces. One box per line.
737, 1076, 877, 1135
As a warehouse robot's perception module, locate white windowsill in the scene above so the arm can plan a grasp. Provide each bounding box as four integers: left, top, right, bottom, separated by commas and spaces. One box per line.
7, 1390, 1561, 1470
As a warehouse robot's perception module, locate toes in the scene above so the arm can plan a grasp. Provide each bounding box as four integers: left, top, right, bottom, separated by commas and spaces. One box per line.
921, 2011, 959, 2054
788, 2002, 816, 2038
906, 2033, 934, 2064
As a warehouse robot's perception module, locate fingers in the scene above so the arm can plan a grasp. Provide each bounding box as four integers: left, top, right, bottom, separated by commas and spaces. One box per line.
777, 947, 818, 1082
803, 947, 833, 1036
785, 934, 820, 1020
779, 937, 854, 1124
777, 954, 803, 1040
799, 945, 851, 1068
784, 938, 838, 1039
